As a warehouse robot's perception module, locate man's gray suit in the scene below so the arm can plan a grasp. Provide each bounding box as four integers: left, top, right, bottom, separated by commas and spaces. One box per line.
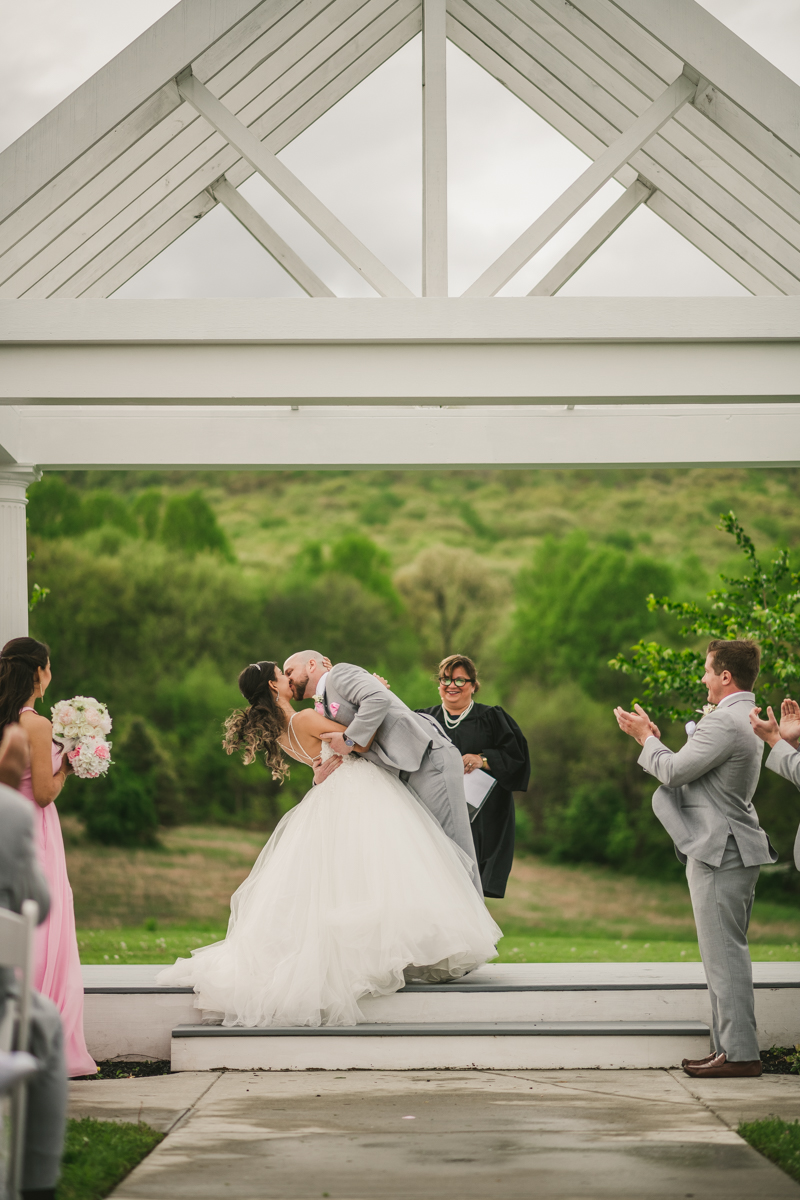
0, 782, 67, 1191
639, 691, 775, 1062
321, 664, 482, 893
763, 739, 800, 868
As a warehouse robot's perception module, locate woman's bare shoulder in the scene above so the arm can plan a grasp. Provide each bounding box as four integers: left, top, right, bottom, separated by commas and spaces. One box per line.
18, 710, 53, 738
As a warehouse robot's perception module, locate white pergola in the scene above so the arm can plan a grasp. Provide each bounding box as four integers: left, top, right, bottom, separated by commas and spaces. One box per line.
1, 0, 799, 643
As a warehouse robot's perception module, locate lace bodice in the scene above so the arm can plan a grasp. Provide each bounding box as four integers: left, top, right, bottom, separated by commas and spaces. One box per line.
320, 740, 359, 767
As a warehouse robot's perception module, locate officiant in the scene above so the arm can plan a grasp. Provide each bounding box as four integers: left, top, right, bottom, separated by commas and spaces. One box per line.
417, 654, 530, 899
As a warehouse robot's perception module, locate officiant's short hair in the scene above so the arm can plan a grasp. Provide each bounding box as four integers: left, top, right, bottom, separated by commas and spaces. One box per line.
438, 654, 480, 693
707, 639, 760, 691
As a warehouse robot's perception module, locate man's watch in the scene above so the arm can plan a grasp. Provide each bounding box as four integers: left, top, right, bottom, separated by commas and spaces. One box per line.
344, 736, 355, 747
480, 756, 489, 770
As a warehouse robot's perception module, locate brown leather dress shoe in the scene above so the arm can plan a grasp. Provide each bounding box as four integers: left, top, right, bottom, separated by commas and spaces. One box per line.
681, 1051, 717, 1069
683, 1052, 762, 1078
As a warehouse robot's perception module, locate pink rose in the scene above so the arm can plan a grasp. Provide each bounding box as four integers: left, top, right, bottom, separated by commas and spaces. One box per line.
94, 743, 111, 759
61, 706, 77, 725
84, 709, 102, 727
68, 748, 81, 761
329, 702, 340, 716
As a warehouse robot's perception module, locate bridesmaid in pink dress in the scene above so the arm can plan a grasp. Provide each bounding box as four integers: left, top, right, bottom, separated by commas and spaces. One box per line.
0, 636, 96, 1077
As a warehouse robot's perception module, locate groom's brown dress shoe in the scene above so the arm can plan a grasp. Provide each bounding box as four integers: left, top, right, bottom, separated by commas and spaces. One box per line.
683, 1053, 762, 1078
681, 1052, 717, 1069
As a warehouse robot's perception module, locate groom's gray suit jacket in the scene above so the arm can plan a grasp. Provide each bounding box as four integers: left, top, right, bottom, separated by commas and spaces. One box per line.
321, 663, 481, 889
764, 739, 800, 868
638, 691, 775, 867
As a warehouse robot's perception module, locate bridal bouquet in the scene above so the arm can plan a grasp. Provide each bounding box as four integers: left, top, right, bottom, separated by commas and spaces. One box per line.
51, 697, 113, 779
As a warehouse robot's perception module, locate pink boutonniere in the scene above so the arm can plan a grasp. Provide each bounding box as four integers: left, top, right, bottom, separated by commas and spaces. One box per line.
314, 702, 325, 715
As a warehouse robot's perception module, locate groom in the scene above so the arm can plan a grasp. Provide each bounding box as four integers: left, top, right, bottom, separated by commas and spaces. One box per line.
283, 651, 482, 894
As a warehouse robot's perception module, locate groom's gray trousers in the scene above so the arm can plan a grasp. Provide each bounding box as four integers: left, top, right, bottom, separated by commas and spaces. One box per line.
686, 835, 760, 1062
400, 737, 482, 895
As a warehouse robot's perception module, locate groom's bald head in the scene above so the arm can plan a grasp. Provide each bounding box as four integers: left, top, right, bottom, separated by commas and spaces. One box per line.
283, 650, 327, 700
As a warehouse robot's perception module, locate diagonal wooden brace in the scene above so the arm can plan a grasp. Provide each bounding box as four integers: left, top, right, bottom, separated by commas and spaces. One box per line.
178, 70, 414, 298
463, 73, 697, 297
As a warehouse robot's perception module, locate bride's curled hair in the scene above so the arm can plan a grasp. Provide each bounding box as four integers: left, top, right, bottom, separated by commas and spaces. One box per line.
222, 661, 289, 782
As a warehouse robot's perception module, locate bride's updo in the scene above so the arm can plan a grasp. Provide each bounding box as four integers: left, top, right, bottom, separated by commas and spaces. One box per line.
222, 661, 289, 782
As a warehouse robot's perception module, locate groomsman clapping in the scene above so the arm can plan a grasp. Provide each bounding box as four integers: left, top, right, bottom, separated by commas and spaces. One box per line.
750, 698, 800, 868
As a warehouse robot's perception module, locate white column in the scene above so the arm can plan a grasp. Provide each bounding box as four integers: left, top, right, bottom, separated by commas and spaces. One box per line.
0, 466, 41, 648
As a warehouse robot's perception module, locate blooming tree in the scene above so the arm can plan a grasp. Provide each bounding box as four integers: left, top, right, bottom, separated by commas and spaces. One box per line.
610, 512, 800, 720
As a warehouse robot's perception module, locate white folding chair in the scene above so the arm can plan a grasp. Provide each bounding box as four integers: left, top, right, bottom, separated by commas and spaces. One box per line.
0, 901, 38, 1200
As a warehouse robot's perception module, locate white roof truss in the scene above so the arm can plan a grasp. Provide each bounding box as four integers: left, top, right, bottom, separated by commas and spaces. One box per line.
1, 0, 799, 300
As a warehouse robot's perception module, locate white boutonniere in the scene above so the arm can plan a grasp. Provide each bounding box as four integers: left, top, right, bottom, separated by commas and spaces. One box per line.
312, 694, 324, 705
686, 703, 717, 738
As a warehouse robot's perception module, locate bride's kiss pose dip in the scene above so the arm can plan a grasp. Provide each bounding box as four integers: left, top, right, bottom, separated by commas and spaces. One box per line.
157, 655, 501, 1028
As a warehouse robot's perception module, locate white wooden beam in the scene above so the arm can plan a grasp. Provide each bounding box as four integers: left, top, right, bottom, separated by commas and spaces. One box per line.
607, 0, 800, 157
529, 179, 653, 296
422, 0, 448, 296
176, 70, 414, 298
3, 404, 800, 470
209, 178, 335, 297
4, 297, 799, 342
463, 72, 696, 296
2, 299, 798, 406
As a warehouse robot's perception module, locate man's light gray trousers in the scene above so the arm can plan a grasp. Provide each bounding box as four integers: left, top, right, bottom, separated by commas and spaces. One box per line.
686, 834, 760, 1062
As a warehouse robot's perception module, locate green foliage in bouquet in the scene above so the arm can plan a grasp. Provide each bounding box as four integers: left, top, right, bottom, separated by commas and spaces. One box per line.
610, 512, 800, 720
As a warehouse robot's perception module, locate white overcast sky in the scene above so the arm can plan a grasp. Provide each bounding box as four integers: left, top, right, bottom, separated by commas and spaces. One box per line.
1, 0, 799, 298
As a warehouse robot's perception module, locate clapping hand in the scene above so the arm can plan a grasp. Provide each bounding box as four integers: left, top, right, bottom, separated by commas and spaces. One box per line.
780, 698, 800, 749
749, 705, 781, 747
614, 703, 661, 746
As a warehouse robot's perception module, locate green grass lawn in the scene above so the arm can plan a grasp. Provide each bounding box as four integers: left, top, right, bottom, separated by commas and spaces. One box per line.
739, 1117, 800, 1185
57, 1117, 162, 1200
76, 923, 800, 966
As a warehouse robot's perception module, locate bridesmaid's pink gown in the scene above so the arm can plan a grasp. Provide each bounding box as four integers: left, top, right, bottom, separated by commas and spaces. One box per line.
18, 718, 96, 1077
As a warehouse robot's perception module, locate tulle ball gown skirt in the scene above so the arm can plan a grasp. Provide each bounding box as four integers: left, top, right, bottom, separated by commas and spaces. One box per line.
157, 754, 501, 1027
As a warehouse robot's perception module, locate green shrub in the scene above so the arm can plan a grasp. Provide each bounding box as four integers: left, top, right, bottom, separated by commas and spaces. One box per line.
82, 764, 160, 848
160, 490, 234, 559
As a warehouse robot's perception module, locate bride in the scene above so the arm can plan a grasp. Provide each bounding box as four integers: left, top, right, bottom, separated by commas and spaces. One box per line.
157, 661, 501, 1027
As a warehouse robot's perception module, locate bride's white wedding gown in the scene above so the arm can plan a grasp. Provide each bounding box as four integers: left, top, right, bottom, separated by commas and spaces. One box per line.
157, 745, 501, 1027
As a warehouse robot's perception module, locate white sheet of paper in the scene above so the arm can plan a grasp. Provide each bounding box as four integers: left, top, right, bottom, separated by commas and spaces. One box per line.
463, 769, 497, 821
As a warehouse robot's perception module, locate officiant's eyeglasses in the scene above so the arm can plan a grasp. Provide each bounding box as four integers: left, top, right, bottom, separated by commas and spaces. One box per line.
439, 676, 471, 688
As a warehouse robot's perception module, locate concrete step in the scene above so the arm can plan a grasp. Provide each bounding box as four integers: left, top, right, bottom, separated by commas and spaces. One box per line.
170, 1019, 711, 1071
81, 962, 800, 1063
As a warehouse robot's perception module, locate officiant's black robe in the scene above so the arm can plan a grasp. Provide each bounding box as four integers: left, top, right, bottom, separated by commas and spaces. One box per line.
417, 703, 530, 898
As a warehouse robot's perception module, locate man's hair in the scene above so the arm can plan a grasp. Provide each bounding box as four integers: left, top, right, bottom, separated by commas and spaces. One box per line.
437, 653, 480, 694
707, 639, 761, 691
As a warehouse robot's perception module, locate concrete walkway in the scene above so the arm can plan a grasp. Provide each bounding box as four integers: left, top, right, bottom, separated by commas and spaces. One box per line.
69, 1069, 800, 1198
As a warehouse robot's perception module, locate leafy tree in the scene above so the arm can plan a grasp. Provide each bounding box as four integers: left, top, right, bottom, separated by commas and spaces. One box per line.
82, 765, 160, 847
328, 533, 401, 611
160, 491, 233, 560
132, 489, 164, 539
611, 512, 800, 719
27, 477, 85, 537
395, 544, 508, 665
505, 532, 673, 700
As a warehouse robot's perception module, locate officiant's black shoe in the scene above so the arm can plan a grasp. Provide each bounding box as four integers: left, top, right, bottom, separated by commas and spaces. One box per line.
681, 1052, 717, 1069
683, 1053, 762, 1078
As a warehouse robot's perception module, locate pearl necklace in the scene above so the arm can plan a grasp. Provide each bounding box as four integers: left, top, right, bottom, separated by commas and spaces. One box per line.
442, 699, 475, 729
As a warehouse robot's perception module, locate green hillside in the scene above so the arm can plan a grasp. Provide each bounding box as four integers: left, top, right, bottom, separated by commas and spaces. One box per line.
26, 466, 800, 893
